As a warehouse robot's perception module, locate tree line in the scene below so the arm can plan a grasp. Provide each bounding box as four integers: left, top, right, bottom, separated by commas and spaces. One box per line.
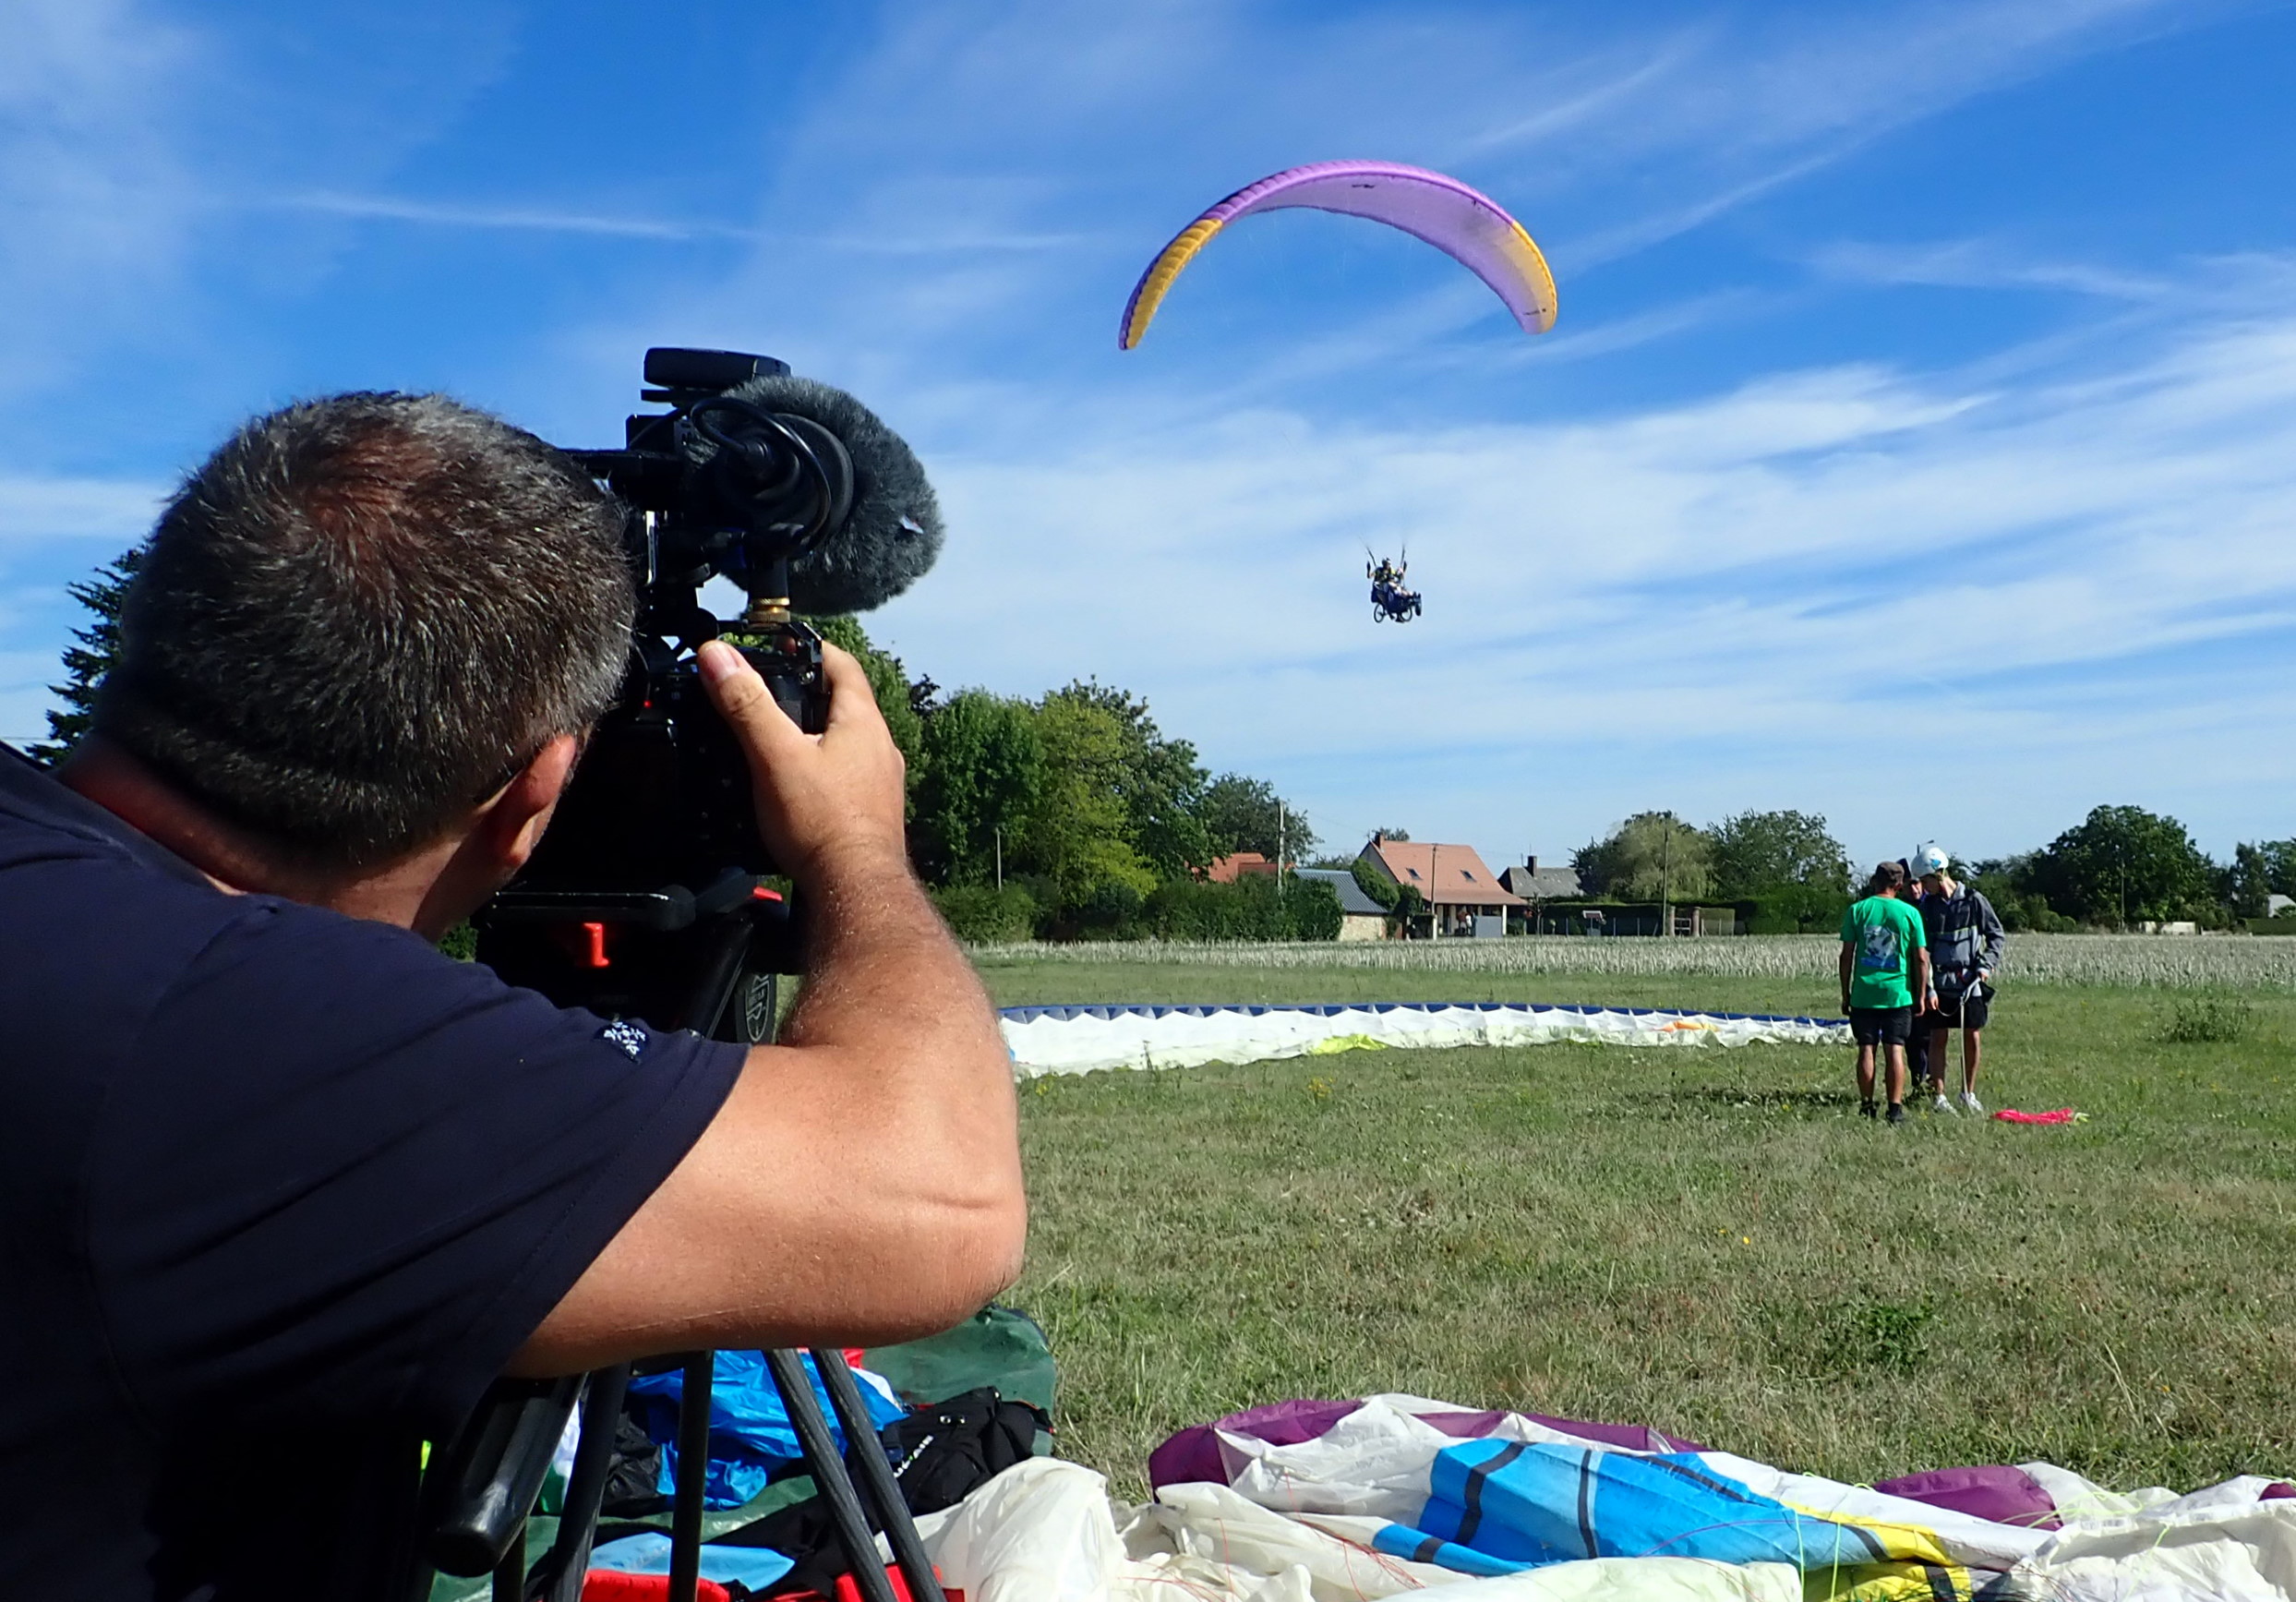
30, 549, 1341, 943
1570, 807, 2296, 933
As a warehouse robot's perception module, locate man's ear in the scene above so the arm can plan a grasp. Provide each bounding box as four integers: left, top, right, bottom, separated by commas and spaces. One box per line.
475, 733, 583, 877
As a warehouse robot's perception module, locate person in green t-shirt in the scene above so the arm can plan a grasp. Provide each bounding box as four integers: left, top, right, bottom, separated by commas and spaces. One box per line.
1838, 861, 1930, 1125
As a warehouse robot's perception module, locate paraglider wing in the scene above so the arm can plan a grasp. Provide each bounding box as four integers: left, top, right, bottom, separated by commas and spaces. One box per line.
1119, 161, 1557, 350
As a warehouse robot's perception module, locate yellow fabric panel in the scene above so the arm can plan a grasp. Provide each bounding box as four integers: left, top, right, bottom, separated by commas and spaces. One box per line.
1121, 219, 1225, 348
1801, 1559, 1977, 1600
1508, 220, 1560, 332
1779, 1502, 1956, 1567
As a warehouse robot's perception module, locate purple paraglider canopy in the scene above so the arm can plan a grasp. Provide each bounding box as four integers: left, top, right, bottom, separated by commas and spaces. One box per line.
1119, 160, 1557, 349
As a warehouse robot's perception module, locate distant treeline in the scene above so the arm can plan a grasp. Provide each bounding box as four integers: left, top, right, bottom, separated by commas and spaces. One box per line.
1567, 809, 2296, 933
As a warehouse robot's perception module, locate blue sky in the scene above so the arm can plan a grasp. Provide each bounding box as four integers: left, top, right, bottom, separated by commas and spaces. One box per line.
4, 0, 2293, 871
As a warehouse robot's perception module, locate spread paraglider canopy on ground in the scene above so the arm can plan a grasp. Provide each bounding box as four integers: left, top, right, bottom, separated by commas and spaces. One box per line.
1116, 160, 1558, 350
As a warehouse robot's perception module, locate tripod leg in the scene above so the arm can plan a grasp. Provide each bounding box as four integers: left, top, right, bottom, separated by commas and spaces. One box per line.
535, 1366, 632, 1602
491, 1527, 524, 1602
668, 1353, 715, 1602
817, 1349, 947, 1602
764, 1349, 901, 1602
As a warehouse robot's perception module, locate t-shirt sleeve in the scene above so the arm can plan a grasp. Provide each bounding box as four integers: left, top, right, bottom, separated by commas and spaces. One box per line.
1840, 902, 1858, 943
87, 898, 747, 1438
1905, 903, 1928, 947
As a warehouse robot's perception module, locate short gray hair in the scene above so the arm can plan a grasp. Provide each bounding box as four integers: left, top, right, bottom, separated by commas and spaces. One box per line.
98, 391, 635, 869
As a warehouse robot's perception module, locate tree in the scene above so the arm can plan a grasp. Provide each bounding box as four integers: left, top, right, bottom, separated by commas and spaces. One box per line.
2232, 838, 2296, 909
1369, 826, 1412, 842
1573, 812, 1715, 902
1351, 855, 1401, 910
912, 690, 1042, 886
1198, 772, 1318, 861
1042, 680, 1212, 879
2025, 805, 2220, 927
811, 615, 925, 805
1016, 693, 1158, 910
1710, 809, 1850, 898
30, 545, 144, 765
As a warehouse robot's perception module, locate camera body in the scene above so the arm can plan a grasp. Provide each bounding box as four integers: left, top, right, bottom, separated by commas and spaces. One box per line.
476, 349, 852, 1026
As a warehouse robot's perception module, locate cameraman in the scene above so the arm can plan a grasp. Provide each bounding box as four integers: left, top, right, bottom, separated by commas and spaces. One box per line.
0, 393, 1027, 1598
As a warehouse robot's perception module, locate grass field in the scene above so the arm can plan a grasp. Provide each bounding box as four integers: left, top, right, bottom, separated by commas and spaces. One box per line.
974, 949, 2296, 1503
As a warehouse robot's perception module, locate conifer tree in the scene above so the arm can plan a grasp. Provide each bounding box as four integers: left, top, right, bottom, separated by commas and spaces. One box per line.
30, 545, 142, 765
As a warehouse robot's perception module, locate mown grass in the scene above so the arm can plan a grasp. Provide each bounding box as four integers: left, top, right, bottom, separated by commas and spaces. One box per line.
981, 960, 2296, 1502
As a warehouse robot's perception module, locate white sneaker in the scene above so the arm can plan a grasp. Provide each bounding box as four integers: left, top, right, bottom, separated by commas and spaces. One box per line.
1961, 1090, 1985, 1114
1932, 1093, 1954, 1114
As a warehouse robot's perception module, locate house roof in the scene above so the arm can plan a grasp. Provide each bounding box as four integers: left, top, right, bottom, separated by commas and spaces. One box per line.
1501, 864, 1582, 899
1205, 852, 1276, 884
1293, 867, 1387, 917
1360, 840, 1526, 907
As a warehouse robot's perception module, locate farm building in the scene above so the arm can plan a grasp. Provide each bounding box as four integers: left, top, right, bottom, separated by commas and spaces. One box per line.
1292, 868, 1390, 942
1204, 851, 1280, 883
1498, 855, 1581, 924
1356, 835, 1524, 938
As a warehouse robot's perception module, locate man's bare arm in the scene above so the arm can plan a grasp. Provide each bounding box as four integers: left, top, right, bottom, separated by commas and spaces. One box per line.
510, 644, 1025, 1374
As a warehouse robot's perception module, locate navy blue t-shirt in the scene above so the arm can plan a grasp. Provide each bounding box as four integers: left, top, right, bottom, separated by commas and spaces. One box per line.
0, 747, 746, 1598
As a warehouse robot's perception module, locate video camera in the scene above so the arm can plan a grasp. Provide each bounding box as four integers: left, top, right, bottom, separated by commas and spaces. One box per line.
474, 347, 941, 1036
428, 353, 951, 1602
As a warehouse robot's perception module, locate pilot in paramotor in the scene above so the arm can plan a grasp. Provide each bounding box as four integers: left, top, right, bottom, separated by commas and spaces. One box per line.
1368, 552, 1422, 623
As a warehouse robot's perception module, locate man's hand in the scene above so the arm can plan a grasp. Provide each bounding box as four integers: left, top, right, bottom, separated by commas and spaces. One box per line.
514, 638, 1025, 1372
697, 639, 906, 885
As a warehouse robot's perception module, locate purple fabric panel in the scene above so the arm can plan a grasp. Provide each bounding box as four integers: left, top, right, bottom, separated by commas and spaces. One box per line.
1146, 1426, 1226, 1490
1148, 1398, 1365, 1488
1872, 1465, 2062, 1530
1227, 165, 1542, 329
1148, 1397, 1711, 1488
2266, 1482, 2295, 1500
1201, 161, 1488, 224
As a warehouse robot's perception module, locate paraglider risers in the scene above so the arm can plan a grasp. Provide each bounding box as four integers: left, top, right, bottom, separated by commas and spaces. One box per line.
415, 890, 945, 1602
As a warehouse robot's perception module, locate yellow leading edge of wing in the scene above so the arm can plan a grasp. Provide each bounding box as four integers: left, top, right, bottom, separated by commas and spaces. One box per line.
1509, 220, 1559, 334
1120, 218, 1226, 350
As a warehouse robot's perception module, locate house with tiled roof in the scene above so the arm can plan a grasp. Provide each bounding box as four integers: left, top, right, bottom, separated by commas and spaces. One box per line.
1355, 835, 1524, 938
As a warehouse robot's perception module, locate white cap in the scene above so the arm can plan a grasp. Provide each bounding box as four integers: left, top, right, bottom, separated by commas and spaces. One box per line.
1914, 843, 1950, 876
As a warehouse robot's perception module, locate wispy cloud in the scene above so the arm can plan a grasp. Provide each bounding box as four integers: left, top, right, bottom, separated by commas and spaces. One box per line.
1809, 238, 2174, 300
0, 475, 168, 545
872, 277, 2296, 856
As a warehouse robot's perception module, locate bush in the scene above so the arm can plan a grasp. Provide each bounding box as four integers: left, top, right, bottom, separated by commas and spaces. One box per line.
1735, 883, 1848, 935
932, 884, 1039, 943
2162, 997, 2254, 1044
1138, 873, 1342, 942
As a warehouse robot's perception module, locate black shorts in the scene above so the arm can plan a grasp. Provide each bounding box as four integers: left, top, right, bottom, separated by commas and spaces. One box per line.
1850, 1006, 1914, 1045
1929, 991, 1990, 1030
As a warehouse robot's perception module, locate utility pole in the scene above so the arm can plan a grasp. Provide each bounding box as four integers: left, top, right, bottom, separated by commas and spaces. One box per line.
1659, 815, 1674, 939
995, 826, 1004, 892
1277, 801, 1286, 902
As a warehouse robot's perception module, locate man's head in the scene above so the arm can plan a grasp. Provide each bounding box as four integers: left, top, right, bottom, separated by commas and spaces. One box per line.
95, 391, 634, 873
1868, 861, 1908, 897
1915, 842, 1955, 895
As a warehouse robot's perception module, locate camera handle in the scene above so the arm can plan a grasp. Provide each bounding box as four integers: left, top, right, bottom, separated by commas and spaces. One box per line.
421, 899, 944, 1602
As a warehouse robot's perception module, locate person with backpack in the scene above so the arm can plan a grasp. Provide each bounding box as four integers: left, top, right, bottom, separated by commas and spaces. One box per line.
1913, 843, 2007, 1114
1839, 861, 1931, 1125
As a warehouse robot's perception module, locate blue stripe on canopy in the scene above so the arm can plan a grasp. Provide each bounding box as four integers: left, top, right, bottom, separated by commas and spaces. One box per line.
1376, 1440, 1905, 1575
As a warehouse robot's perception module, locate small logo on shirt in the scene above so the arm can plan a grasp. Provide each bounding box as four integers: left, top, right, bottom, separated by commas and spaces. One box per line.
598, 1019, 647, 1060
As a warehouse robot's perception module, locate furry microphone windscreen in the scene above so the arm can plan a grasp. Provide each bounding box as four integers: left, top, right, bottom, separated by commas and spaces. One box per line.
722, 373, 944, 615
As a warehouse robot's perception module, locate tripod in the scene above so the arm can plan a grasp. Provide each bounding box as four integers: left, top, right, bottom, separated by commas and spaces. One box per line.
418, 884, 946, 1602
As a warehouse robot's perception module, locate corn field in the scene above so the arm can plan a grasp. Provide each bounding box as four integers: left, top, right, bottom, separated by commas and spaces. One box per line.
968, 933, 2296, 990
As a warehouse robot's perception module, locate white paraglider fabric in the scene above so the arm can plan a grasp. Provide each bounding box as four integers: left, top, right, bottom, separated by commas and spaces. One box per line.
905, 1401, 2296, 1601
999, 1001, 1847, 1078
